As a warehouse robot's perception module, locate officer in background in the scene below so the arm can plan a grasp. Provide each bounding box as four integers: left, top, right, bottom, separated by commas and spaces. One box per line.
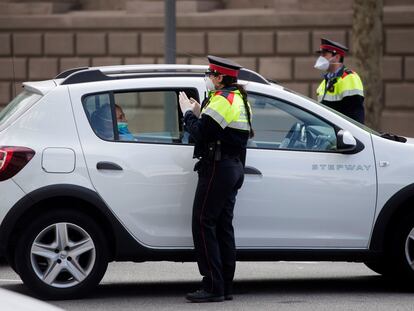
315, 38, 365, 124
179, 55, 253, 303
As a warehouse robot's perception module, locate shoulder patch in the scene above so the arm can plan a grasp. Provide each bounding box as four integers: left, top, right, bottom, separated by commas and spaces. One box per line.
341, 69, 354, 79
214, 91, 235, 105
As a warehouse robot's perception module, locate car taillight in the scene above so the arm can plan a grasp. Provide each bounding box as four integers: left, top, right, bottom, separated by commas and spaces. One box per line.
0, 146, 35, 181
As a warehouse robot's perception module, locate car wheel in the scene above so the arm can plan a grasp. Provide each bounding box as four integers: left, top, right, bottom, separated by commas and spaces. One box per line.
388, 215, 414, 280
15, 209, 109, 299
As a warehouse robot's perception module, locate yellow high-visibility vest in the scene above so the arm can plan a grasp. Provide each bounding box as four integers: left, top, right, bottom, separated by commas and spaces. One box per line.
202, 90, 251, 132
317, 68, 364, 103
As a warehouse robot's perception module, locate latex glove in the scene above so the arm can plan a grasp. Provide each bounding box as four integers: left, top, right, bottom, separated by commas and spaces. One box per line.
179, 91, 199, 116
190, 97, 201, 118
179, 91, 192, 115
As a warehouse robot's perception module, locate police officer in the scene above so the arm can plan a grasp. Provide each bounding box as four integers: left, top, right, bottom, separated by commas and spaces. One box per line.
315, 38, 365, 124
179, 55, 253, 303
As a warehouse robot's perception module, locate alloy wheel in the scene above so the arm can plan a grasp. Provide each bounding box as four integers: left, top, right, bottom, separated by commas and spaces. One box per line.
404, 227, 414, 271
30, 222, 96, 288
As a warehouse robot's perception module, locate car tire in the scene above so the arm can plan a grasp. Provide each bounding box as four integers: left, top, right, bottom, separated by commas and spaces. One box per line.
388, 214, 414, 281
14, 209, 109, 300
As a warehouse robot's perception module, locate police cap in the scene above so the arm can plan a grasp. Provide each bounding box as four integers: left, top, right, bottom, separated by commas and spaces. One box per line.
316, 38, 348, 57
207, 55, 242, 78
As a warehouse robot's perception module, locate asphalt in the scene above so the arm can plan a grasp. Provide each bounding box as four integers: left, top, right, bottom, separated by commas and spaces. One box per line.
2, 262, 414, 311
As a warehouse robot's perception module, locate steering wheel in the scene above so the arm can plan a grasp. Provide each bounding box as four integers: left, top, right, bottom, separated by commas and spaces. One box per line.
279, 122, 306, 149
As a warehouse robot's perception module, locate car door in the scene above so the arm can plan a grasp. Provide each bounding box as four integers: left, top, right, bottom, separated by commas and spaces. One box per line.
234, 91, 377, 249
70, 78, 205, 248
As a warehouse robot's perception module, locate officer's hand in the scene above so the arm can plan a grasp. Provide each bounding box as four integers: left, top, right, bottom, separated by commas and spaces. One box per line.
179, 91, 194, 115
190, 98, 201, 117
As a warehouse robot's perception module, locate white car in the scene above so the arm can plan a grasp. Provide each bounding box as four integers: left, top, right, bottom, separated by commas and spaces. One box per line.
0, 64, 412, 299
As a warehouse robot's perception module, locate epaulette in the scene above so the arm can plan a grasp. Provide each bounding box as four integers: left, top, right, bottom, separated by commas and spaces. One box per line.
341, 68, 354, 79
214, 91, 235, 105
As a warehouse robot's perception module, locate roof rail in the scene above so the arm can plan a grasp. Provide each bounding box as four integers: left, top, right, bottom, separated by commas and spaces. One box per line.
58, 64, 270, 86
55, 67, 89, 79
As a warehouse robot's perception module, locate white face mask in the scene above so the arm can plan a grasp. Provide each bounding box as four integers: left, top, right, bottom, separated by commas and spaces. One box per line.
204, 76, 215, 91
314, 56, 330, 71
314, 55, 342, 71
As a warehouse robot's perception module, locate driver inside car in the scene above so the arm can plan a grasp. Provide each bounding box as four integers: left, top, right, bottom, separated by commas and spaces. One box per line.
115, 104, 136, 141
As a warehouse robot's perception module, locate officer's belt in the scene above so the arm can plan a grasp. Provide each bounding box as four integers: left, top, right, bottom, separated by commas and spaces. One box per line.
220, 154, 240, 160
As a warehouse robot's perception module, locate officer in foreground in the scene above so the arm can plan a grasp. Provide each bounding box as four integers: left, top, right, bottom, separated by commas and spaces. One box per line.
315, 38, 365, 124
179, 55, 253, 303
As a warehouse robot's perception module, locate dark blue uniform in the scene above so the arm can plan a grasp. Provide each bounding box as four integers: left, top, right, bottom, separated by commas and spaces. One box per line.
184, 85, 250, 300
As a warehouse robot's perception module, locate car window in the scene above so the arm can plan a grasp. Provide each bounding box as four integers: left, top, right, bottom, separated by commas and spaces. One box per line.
83, 93, 114, 140
0, 90, 42, 131
284, 85, 381, 136
248, 93, 337, 151
114, 91, 181, 143
83, 89, 198, 144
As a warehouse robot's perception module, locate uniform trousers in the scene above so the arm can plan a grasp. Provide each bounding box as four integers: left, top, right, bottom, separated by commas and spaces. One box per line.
192, 157, 244, 295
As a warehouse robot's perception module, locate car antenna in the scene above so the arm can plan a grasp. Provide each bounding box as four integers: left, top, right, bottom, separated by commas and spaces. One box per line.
162, 44, 208, 66
11, 42, 17, 98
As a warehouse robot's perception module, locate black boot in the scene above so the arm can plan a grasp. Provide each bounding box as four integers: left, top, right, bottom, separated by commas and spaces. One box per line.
224, 292, 233, 301
224, 285, 233, 300
186, 289, 224, 303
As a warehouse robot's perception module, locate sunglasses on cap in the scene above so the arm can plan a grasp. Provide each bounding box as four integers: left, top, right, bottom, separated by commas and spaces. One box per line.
322, 49, 338, 55
204, 69, 221, 77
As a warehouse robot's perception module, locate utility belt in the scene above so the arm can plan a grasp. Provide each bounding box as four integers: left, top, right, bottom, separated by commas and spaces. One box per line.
205, 140, 240, 161
193, 140, 223, 162
207, 140, 222, 161
194, 140, 241, 171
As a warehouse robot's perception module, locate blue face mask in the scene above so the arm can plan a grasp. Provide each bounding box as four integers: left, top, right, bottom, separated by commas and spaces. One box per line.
117, 122, 131, 135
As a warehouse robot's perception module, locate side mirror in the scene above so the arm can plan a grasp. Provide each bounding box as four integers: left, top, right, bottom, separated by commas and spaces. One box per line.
337, 130, 357, 153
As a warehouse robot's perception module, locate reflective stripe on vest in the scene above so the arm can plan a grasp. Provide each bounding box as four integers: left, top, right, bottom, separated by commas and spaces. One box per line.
202, 90, 251, 131
316, 70, 364, 103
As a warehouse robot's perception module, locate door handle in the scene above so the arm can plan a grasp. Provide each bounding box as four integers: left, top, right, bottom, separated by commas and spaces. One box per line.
244, 166, 262, 176
97, 161, 123, 171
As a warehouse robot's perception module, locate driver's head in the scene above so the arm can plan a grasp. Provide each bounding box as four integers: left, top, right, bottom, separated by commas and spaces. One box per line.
115, 104, 127, 123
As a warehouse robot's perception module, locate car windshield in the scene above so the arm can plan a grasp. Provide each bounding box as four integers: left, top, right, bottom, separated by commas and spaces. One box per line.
282, 86, 382, 136
0, 90, 42, 130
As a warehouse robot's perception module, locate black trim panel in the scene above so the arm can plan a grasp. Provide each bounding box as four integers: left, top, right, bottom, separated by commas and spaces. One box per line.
370, 183, 414, 251
127, 248, 376, 263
